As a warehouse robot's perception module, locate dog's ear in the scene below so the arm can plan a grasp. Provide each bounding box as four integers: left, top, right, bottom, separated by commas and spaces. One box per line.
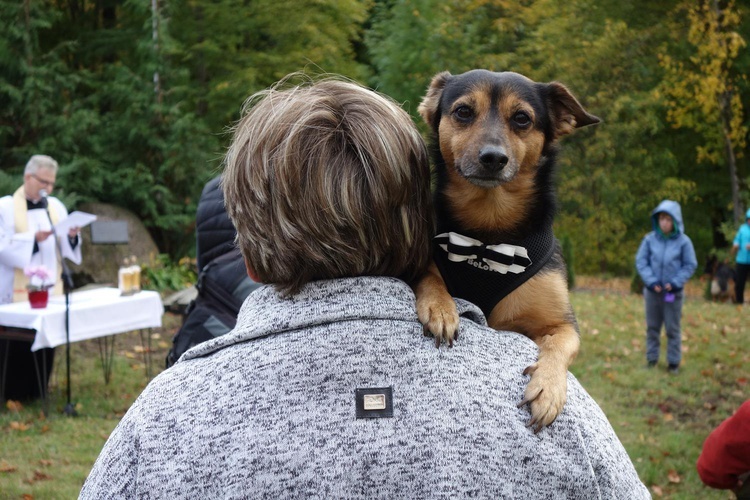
418, 71, 452, 129
546, 82, 601, 138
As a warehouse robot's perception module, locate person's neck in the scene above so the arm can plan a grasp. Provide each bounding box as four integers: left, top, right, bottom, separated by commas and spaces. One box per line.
24, 186, 40, 203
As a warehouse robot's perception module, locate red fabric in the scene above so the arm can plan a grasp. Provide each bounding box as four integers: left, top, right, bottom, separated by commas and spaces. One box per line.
696, 400, 750, 489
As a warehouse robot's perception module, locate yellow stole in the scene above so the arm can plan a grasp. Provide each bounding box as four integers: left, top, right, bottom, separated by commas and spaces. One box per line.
12, 186, 62, 301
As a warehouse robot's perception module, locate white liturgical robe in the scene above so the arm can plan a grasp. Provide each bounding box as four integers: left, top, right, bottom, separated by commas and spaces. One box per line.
0, 187, 82, 304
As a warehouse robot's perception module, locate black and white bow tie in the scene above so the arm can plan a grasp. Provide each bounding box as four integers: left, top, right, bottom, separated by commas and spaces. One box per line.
435, 232, 532, 274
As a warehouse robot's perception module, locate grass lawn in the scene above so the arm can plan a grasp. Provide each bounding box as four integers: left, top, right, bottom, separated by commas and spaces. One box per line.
1, 278, 747, 498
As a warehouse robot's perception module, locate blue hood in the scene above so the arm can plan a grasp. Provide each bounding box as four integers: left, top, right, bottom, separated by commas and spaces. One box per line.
651, 200, 684, 235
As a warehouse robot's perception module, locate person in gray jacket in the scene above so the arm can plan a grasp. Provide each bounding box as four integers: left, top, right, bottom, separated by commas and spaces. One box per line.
81, 75, 649, 499
635, 199, 697, 374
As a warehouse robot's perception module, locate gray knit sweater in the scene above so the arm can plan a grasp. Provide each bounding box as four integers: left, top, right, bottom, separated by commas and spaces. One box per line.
80, 277, 649, 499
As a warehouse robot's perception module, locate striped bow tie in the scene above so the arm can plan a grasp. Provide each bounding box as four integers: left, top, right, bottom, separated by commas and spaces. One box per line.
435, 232, 532, 274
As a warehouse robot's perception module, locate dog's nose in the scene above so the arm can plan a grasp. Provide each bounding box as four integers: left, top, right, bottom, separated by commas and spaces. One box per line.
479, 146, 509, 171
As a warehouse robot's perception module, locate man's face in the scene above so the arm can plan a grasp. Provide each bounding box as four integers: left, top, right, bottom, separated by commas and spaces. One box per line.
24, 168, 56, 201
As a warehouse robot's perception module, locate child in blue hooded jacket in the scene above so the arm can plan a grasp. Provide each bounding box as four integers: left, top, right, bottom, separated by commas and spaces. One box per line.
636, 200, 697, 373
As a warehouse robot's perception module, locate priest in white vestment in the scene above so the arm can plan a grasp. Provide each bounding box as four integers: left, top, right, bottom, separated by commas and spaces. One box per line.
0, 155, 82, 304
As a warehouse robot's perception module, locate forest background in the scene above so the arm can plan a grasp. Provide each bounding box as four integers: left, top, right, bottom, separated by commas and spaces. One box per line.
1, 0, 748, 277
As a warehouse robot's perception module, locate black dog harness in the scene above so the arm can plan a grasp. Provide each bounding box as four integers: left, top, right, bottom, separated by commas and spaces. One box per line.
433, 224, 556, 318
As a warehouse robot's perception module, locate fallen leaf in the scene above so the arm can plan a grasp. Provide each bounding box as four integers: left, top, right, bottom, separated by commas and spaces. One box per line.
591, 328, 600, 335
32, 470, 52, 481
737, 377, 748, 386
651, 485, 663, 497
9, 421, 30, 431
0, 460, 17, 473
22, 494, 33, 500
38, 459, 53, 467
667, 470, 681, 483
5, 400, 23, 412
662, 413, 674, 422
40, 424, 50, 434
701, 369, 713, 377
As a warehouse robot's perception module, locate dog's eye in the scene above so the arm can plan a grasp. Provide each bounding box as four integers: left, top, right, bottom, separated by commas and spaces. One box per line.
453, 106, 474, 122
512, 111, 532, 128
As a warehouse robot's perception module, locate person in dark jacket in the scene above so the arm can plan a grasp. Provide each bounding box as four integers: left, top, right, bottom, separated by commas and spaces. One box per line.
635, 199, 697, 374
195, 176, 236, 272
165, 175, 259, 367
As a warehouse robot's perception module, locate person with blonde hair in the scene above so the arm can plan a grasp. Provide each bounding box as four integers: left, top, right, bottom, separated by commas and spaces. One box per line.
82, 75, 647, 498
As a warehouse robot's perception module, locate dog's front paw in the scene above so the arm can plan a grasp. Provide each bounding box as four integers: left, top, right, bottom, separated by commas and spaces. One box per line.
517, 362, 568, 433
416, 294, 459, 348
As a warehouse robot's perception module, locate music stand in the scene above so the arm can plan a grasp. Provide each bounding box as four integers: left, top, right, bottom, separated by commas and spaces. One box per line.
89, 220, 130, 386
90, 221, 129, 245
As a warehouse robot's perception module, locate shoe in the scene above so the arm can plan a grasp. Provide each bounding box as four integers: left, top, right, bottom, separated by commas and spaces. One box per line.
668, 364, 679, 374
646, 360, 657, 368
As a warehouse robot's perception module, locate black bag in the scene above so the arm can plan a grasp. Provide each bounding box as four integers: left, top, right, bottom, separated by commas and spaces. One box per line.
166, 249, 259, 367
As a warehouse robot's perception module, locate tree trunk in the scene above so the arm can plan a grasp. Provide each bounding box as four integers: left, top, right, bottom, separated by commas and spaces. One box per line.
720, 90, 742, 224
151, 0, 162, 106
711, 0, 743, 224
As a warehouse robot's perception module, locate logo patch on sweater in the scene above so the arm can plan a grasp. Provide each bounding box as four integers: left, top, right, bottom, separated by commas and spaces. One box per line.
355, 387, 393, 418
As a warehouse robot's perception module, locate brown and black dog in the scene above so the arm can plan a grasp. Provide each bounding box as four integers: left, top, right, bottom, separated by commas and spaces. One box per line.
414, 69, 600, 432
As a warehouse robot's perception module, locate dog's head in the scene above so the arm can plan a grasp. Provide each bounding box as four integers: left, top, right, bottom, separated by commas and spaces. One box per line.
418, 70, 600, 189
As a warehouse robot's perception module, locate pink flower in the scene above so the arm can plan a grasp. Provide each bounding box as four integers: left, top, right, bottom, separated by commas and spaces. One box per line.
24, 265, 53, 291
24, 265, 51, 281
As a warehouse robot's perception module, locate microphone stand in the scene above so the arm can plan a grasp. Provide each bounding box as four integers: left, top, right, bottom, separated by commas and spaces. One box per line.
41, 195, 77, 417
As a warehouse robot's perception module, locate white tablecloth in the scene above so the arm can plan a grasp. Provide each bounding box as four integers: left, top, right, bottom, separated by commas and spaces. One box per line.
0, 288, 164, 351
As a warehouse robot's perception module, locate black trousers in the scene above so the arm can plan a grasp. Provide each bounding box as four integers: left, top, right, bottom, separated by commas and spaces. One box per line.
736, 263, 750, 304
0, 338, 55, 401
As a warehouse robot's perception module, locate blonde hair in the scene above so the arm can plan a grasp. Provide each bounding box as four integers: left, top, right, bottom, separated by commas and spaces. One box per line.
25, 155, 59, 175
223, 76, 433, 295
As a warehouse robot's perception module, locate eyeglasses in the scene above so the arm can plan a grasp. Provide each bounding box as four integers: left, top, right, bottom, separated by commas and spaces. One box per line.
31, 173, 56, 189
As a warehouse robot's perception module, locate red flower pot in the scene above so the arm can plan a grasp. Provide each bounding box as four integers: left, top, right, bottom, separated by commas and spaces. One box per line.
28, 289, 49, 309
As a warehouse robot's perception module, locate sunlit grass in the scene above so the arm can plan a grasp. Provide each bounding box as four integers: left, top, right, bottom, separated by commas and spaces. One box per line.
571, 279, 746, 499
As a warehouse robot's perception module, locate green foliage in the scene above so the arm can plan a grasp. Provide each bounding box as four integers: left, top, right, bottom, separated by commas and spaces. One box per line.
1, 0, 748, 276
140, 254, 197, 293
0, 0, 371, 259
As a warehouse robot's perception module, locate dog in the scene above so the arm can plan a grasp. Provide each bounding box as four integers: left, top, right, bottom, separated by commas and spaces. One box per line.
708, 258, 736, 303
414, 69, 600, 432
